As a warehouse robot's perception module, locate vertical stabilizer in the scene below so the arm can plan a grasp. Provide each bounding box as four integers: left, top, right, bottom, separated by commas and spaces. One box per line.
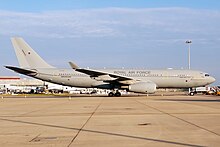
11, 37, 54, 68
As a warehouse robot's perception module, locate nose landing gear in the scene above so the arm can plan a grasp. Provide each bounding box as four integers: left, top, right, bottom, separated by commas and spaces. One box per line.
189, 92, 195, 96
189, 88, 196, 96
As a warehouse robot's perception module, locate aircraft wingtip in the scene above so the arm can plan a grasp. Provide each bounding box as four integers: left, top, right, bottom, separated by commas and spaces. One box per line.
69, 61, 79, 69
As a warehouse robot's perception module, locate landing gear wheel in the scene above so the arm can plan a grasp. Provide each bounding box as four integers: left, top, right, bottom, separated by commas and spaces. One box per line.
115, 92, 121, 97
189, 92, 195, 96
108, 92, 114, 97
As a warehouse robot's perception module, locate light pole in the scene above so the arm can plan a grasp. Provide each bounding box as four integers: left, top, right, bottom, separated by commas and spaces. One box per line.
185, 40, 192, 70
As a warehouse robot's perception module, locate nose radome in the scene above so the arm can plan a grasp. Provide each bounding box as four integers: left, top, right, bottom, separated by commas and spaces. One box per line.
210, 77, 216, 83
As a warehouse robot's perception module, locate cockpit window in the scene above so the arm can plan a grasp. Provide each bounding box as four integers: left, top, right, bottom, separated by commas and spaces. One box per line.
205, 74, 210, 77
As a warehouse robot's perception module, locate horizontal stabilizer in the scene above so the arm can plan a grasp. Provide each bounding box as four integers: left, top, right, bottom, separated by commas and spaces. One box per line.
5, 66, 37, 76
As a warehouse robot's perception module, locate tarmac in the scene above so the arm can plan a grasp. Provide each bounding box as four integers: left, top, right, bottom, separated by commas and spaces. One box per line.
0, 94, 219, 147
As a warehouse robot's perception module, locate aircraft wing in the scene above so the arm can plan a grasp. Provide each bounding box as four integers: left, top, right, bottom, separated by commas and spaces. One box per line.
69, 62, 136, 84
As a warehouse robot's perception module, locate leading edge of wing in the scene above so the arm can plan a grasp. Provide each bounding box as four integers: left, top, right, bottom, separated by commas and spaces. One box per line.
68, 62, 135, 84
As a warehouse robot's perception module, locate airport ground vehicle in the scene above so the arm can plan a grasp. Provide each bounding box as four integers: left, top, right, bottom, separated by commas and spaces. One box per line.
215, 91, 220, 96
214, 86, 220, 96
204, 86, 220, 96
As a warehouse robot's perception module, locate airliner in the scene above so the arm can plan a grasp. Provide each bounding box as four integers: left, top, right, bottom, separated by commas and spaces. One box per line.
5, 37, 215, 96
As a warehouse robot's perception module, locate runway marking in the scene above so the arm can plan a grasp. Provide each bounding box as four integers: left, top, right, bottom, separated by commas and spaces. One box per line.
0, 96, 218, 146
0, 99, 69, 120
67, 98, 103, 147
19, 101, 69, 117
176, 101, 220, 111
134, 99, 220, 137
157, 97, 220, 110
29, 133, 42, 142
0, 117, 204, 147
0, 112, 219, 118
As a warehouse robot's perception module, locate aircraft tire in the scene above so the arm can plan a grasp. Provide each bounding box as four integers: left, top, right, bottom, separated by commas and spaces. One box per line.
115, 92, 121, 97
108, 92, 114, 97
189, 92, 195, 96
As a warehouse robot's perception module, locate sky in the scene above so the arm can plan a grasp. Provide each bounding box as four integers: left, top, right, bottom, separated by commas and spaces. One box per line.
0, 0, 220, 84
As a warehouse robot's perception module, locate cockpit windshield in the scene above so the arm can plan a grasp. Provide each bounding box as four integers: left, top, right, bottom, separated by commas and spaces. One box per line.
205, 74, 210, 77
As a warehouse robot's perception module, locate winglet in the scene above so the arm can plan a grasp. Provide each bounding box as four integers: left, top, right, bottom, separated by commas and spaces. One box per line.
69, 62, 79, 69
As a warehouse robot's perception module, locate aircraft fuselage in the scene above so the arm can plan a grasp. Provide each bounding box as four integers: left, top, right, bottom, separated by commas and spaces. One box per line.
33, 68, 215, 89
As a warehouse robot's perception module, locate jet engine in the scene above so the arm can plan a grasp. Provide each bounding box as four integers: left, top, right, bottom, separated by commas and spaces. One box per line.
128, 82, 157, 94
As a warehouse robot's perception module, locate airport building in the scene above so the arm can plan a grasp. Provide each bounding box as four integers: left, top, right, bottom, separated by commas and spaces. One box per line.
0, 76, 103, 94
0, 76, 21, 85
0, 76, 44, 94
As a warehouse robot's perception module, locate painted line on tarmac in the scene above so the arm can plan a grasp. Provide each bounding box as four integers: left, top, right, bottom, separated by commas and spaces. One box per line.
134, 99, 220, 137
67, 98, 103, 147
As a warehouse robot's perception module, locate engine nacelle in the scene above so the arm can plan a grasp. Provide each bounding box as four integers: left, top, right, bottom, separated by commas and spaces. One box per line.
128, 82, 157, 94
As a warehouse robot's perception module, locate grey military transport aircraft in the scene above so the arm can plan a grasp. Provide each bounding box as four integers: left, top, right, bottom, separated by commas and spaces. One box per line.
5, 37, 215, 96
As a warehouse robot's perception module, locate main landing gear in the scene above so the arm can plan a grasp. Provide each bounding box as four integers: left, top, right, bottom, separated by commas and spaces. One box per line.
108, 90, 121, 97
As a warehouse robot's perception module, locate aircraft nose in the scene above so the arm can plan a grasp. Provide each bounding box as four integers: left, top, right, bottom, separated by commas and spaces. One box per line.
209, 76, 216, 84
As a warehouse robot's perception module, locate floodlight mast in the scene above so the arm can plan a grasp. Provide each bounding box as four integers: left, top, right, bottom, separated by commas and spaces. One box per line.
185, 40, 192, 70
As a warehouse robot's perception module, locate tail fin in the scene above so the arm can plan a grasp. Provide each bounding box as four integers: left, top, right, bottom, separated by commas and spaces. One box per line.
11, 37, 54, 68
